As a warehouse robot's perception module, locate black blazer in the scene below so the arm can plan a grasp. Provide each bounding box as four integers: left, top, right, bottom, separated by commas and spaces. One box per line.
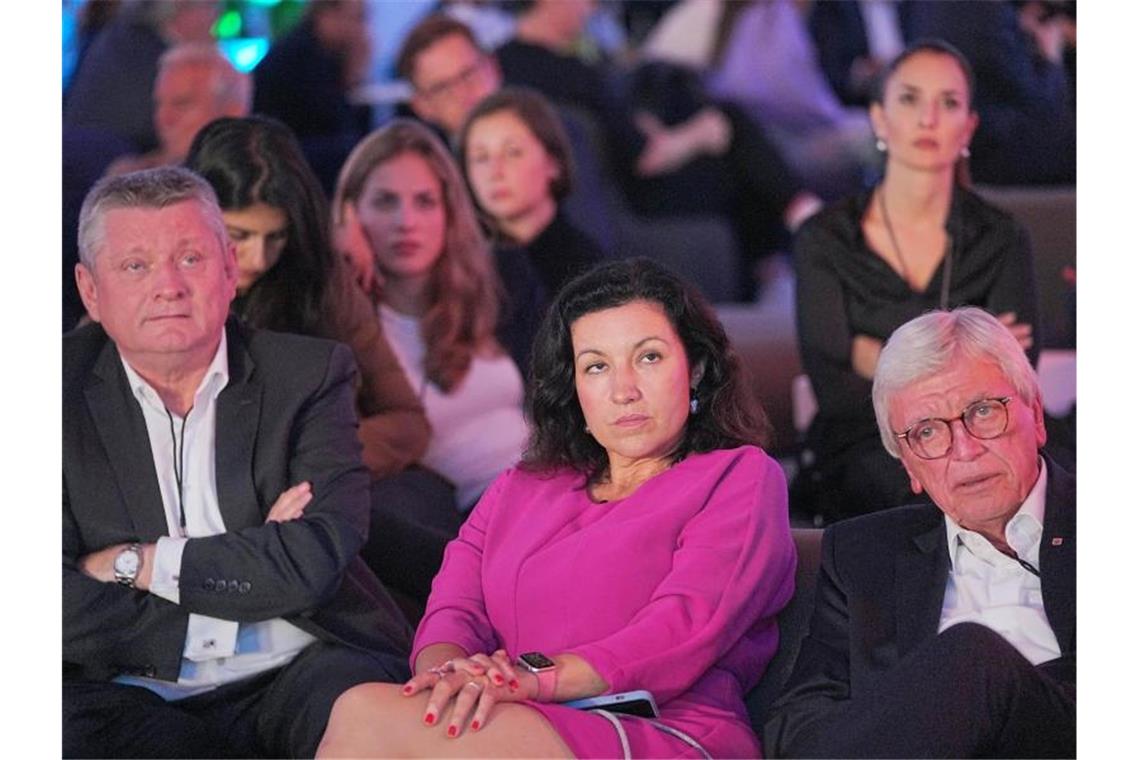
63, 319, 413, 682
764, 459, 1075, 754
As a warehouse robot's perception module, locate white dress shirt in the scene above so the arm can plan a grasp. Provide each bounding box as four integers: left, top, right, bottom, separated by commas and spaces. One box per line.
112, 333, 317, 700
938, 459, 1062, 665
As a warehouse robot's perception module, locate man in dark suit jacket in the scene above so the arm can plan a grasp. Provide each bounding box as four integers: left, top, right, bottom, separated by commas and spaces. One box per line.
765, 307, 1075, 758
63, 167, 412, 758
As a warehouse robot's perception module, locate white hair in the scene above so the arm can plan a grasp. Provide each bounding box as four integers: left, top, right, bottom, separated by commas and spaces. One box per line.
158, 42, 252, 114
872, 307, 1041, 459
77, 166, 228, 270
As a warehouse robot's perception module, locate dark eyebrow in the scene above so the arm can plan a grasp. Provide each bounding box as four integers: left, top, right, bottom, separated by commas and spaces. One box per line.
574, 335, 667, 361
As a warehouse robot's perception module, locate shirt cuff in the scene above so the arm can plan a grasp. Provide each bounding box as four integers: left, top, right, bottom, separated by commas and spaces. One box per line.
150, 535, 187, 604
183, 614, 240, 662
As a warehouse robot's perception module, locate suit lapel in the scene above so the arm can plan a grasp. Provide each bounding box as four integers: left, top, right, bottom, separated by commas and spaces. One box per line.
85, 341, 169, 540
895, 509, 950, 657
214, 322, 264, 530
1039, 459, 1076, 653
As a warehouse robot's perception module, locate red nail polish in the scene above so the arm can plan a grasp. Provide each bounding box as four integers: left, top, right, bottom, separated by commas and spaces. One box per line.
447, 726, 458, 737
509, 679, 520, 690
493, 675, 504, 685
402, 685, 413, 695
471, 720, 481, 731
424, 713, 436, 725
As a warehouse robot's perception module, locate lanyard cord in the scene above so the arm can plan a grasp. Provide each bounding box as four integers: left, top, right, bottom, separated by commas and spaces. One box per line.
165, 406, 191, 536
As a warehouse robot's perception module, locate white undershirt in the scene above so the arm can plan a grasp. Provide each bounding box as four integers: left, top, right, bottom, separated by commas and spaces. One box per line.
379, 304, 529, 510
112, 333, 316, 700
938, 458, 1062, 665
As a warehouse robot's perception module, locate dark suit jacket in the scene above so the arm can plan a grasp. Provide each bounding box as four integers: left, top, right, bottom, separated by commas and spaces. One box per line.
63, 319, 413, 683
765, 459, 1075, 754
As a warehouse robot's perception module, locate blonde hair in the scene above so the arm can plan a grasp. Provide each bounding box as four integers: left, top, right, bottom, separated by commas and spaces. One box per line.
333, 119, 502, 392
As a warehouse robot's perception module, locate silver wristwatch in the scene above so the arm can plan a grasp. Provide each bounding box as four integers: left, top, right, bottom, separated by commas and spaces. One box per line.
113, 543, 143, 588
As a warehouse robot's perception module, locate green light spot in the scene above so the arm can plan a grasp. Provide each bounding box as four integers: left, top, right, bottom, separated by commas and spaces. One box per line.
215, 10, 242, 39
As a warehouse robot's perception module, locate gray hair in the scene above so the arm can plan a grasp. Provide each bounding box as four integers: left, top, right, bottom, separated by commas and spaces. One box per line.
872, 307, 1041, 459
158, 43, 252, 114
77, 166, 228, 269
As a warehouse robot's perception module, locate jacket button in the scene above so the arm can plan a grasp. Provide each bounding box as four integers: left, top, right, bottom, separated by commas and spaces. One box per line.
203, 578, 215, 591
228, 580, 240, 593
239, 581, 251, 594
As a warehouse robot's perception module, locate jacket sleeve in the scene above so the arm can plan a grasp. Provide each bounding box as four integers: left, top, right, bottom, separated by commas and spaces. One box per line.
983, 221, 1041, 367
175, 342, 374, 622
794, 218, 873, 419
567, 451, 797, 702
63, 476, 189, 678
763, 526, 854, 756
329, 263, 431, 477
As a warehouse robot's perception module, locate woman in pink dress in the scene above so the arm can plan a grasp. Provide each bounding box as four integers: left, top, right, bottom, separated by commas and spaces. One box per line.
318, 258, 797, 758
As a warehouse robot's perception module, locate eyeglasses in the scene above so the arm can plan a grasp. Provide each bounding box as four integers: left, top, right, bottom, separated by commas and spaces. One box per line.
894, 397, 1013, 460
417, 58, 486, 102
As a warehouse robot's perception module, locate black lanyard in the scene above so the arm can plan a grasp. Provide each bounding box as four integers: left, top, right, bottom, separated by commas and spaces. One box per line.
165, 406, 191, 536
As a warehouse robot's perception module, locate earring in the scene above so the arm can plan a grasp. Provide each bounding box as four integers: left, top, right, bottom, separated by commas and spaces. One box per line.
689, 396, 699, 415
875, 138, 887, 153
960, 145, 971, 158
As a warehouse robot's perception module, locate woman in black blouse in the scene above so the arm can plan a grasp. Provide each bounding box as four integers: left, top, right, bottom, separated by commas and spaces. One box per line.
793, 40, 1039, 520
457, 87, 603, 297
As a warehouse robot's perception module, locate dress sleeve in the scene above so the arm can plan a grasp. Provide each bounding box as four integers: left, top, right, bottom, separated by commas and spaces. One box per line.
568, 450, 797, 703
794, 217, 872, 419
327, 263, 431, 477
410, 471, 509, 665
983, 220, 1041, 367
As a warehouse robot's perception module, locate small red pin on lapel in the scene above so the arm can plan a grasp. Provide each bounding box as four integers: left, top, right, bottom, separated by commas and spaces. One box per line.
1051, 537, 1064, 546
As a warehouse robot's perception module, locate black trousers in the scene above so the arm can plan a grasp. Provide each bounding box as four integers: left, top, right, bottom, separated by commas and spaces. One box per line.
361, 468, 465, 618
63, 641, 408, 759
775, 623, 1075, 758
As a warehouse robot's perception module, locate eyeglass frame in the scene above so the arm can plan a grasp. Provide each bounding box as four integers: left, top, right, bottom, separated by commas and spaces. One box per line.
415, 55, 490, 103
893, 396, 1014, 460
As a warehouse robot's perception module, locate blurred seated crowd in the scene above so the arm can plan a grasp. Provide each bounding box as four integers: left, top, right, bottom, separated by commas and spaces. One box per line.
61, 1, 1077, 757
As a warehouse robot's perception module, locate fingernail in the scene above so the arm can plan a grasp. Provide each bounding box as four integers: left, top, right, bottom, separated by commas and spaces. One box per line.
402, 684, 413, 695
493, 675, 504, 685
424, 713, 436, 725
509, 679, 520, 690
447, 726, 458, 738
471, 720, 481, 731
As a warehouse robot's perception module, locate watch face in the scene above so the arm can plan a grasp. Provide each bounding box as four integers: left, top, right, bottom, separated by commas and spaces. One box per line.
519, 651, 556, 670
114, 548, 140, 577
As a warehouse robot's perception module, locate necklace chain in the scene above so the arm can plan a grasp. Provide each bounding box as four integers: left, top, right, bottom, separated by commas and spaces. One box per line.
877, 187, 913, 287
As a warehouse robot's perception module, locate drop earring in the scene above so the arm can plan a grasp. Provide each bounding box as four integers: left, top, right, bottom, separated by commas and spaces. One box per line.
689, 396, 699, 415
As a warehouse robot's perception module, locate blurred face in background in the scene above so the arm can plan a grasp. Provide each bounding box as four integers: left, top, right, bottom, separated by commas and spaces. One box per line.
464, 109, 560, 236
410, 32, 501, 136
353, 151, 447, 285
154, 62, 228, 161
871, 50, 978, 175
222, 203, 289, 294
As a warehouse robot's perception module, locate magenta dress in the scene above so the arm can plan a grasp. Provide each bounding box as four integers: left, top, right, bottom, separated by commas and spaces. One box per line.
413, 446, 797, 758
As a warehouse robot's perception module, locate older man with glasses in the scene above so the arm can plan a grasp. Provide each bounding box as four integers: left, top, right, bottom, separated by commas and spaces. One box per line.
765, 306, 1075, 758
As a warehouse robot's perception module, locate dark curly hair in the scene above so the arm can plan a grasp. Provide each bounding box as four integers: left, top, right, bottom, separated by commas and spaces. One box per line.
521, 258, 771, 480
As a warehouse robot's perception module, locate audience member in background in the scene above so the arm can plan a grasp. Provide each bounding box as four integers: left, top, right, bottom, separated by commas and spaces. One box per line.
792, 40, 1039, 522
643, 0, 878, 201
65, 0, 220, 152
184, 116, 429, 480
906, 0, 1076, 185
253, 0, 374, 192
458, 87, 603, 296
317, 258, 796, 759
64, 167, 411, 759
766, 307, 1074, 758
808, 0, 909, 107
486, 2, 820, 296
107, 44, 251, 177
333, 119, 540, 607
